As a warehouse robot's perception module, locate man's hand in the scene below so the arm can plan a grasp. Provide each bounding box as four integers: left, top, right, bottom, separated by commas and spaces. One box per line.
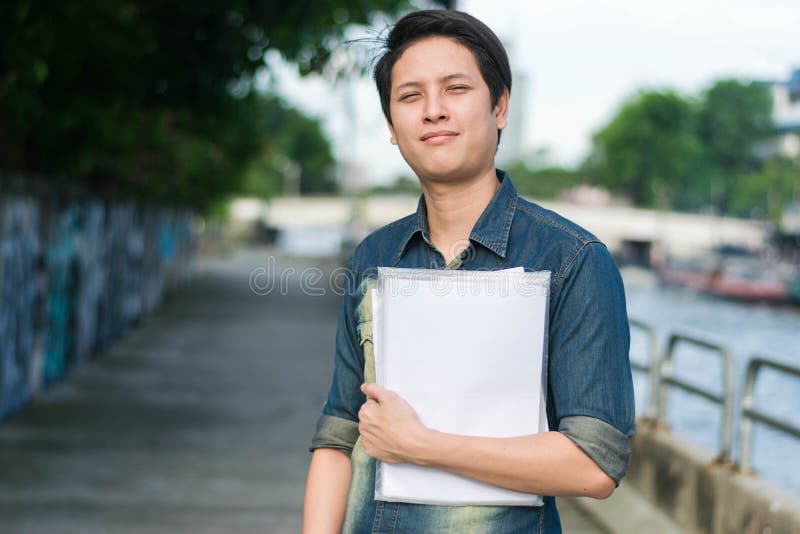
358, 383, 427, 464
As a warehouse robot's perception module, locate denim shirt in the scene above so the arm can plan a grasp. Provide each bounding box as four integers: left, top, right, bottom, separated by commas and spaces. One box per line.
311, 171, 635, 534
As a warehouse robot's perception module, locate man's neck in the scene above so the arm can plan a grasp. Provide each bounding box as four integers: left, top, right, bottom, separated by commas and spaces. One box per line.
420, 167, 500, 264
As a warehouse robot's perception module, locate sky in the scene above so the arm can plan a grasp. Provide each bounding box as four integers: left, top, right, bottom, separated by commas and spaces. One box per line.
261, 0, 799, 185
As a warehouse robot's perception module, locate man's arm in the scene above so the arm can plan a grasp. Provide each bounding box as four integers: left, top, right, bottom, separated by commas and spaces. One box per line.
358, 383, 616, 499
302, 448, 352, 534
303, 260, 365, 532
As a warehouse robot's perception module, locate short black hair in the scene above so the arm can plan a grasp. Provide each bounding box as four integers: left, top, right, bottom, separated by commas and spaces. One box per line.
373, 9, 512, 145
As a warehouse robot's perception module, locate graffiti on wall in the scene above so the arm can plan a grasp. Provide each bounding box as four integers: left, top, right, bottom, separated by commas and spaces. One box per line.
0, 195, 193, 420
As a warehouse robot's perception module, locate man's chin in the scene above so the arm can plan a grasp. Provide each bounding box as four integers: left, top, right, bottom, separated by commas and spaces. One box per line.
416, 169, 465, 185
407, 161, 468, 183
415, 162, 498, 186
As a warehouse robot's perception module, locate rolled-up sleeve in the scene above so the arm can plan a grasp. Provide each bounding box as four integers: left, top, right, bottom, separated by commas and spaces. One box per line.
558, 415, 632, 484
311, 415, 360, 456
309, 258, 366, 456
548, 241, 636, 485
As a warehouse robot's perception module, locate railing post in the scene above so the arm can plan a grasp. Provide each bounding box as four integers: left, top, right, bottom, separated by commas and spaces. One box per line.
657, 332, 735, 462
739, 357, 800, 473
722, 348, 735, 463
740, 360, 759, 472
656, 335, 676, 426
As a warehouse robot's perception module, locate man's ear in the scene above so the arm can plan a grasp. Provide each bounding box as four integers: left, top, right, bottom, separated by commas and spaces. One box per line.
493, 88, 510, 131
384, 115, 398, 145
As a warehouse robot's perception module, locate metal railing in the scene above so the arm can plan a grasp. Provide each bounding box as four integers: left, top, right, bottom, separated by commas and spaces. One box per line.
657, 332, 736, 461
740, 357, 800, 472
628, 318, 800, 469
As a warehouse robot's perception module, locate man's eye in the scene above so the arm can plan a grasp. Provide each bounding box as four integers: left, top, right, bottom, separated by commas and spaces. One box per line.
448, 85, 469, 93
399, 93, 420, 101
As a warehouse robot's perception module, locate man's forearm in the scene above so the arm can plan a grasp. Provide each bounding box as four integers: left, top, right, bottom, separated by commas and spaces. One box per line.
302, 448, 352, 534
410, 429, 615, 499
359, 383, 617, 499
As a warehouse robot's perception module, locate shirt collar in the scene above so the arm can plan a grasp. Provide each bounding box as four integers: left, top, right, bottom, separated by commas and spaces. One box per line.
392, 169, 518, 265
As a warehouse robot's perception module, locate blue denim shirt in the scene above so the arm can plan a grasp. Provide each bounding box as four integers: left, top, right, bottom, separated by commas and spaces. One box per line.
311, 171, 635, 533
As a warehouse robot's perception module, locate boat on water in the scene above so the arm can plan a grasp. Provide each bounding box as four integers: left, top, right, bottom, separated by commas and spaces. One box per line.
656, 245, 800, 304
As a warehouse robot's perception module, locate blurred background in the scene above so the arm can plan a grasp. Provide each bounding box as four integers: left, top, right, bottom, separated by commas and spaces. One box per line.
0, 1, 798, 532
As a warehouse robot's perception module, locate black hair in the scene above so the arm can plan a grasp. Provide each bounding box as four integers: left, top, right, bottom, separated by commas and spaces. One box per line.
373, 9, 512, 145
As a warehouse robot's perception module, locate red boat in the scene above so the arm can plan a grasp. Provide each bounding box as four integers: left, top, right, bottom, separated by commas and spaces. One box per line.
657, 248, 800, 304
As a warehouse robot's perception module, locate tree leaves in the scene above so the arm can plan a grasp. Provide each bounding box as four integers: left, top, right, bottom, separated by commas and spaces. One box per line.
0, 0, 424, 210
584, 80, 794, 218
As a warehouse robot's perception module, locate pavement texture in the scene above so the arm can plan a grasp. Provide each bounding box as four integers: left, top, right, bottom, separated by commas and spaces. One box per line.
0, 248, 607, 533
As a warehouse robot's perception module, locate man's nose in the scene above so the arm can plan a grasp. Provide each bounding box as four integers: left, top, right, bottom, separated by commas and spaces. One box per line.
423, 94, 448, 123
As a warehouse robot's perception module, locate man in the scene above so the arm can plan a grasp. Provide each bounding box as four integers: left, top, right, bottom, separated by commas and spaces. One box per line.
303, 9, 634, 534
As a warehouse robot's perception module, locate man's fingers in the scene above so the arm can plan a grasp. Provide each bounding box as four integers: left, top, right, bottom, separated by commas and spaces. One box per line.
358, 398, 378, 421
361, 382, 387, 402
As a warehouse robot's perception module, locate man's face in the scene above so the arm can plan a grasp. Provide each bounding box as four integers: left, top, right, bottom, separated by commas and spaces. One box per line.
386, 36, 508, 184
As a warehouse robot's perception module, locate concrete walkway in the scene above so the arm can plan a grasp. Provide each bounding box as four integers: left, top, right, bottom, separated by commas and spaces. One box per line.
0, 248, 607, 533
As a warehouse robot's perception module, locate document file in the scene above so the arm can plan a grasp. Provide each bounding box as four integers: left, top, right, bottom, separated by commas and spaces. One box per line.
372, 267, 550, 506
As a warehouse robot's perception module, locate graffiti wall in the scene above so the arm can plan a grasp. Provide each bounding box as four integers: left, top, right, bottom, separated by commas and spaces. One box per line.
0, 193, 193, 420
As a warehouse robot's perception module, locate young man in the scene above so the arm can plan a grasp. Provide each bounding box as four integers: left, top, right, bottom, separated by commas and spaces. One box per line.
303, 9, 634, 534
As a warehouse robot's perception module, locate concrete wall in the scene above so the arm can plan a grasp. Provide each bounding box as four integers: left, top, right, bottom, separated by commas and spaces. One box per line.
627, 419, 800, 534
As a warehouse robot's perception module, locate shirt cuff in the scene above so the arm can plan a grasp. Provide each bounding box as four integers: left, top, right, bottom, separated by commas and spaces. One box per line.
309, 414, 359, 456
558, 415, 632, 486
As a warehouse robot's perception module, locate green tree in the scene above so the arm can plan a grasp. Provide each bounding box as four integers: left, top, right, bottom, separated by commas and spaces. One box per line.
241, 96, 336, 197
698, 80, 773, 172
697, 79, 774, 211
0, 1, 445, 209
585, 90, 703, 207
504, 161, 585, 200
727, 155, 800, 222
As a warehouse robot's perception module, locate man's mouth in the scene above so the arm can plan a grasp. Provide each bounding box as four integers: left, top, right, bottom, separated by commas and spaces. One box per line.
421, 131, 458, 143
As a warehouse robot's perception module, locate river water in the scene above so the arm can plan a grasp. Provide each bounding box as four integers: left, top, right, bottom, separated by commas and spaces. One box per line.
621, 268, 800, 496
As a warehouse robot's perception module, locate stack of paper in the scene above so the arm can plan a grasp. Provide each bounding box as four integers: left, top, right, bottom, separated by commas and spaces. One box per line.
372, 267, 550, 506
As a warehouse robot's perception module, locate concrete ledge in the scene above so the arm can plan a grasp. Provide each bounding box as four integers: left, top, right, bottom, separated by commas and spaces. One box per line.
626, 419, 800, 533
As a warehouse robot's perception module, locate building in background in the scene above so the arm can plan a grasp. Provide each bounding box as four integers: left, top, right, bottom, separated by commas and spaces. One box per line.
760, 68, 800, 158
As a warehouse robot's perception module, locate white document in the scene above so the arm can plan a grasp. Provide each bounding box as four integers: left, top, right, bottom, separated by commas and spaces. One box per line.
372, 267, 550, 506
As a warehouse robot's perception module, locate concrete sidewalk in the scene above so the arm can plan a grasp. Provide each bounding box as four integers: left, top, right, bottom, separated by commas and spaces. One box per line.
0, 248, 608, 533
